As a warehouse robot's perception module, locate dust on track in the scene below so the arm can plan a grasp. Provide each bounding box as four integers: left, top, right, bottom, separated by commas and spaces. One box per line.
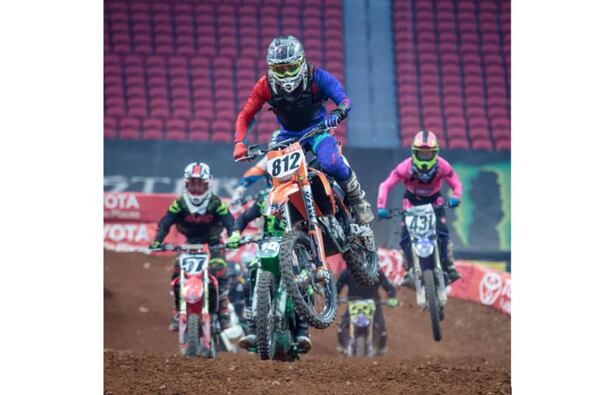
104, 250, 511, 394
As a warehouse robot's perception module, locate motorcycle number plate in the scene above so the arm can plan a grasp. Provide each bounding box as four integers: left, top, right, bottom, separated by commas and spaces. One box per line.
180, 254, 209, 274
259, 241, 280, 258
405, 205, 436, 238
267, 149, 303, 179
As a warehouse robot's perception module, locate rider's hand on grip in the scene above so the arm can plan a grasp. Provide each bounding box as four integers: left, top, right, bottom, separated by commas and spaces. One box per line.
387, 298, 398, 308
377, 208, 391, 219
149, 240, 162, 250
226, 231, 242, 248
323, 113, 341, 129
233, 142, 248, 161
448, 197, 461, 208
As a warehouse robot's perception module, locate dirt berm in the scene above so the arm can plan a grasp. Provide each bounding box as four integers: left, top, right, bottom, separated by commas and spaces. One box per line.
104, 250, 510, 394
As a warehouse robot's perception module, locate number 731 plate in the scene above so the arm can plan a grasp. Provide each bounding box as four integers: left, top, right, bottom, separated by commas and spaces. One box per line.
267, 148, 304, 179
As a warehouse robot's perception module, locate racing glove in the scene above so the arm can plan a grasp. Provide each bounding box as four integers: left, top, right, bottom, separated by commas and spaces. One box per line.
233, 142, 248, 161
377, 208, 390, 219
387, 298, 398, 307
448, 197, 461, 208
149, 240, 162, 250
323, 113, 342, 129
226, 231, 242, 248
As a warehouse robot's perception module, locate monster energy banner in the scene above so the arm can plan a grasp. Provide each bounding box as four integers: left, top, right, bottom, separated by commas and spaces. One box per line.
105, 140, 510, 257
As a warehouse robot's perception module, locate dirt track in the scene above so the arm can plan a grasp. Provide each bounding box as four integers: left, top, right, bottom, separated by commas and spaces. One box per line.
104, 250, 511, 394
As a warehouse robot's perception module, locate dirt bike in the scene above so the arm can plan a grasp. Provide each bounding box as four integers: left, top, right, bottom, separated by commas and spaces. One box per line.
243, 236, 307, 361
338, 298, 387, 357
390, 203, 454, 342
238, 126, 379, 329
152, 239, 253, 357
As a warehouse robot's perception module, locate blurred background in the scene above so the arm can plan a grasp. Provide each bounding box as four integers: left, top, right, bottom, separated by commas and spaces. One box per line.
104, 0, 510, 266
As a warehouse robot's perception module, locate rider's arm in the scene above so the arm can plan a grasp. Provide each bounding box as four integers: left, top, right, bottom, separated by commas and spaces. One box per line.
314, 68, 351, 120
438, 158, 463, 199
336, 269, 350, 295
154, 199, 181, 243
378, 270, 397, 299
233, 200, 262, 233
234, 76, 270, 144
215, 198, 235, 236
377, 162, 407, 209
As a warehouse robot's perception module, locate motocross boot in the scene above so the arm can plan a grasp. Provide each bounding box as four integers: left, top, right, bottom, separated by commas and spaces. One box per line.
400, 267, 416, 289
295, 317, 312, 353
339, 171, 374, 225
169, 311, 180, 332
239, 319, 256, 350
442, 240, 461, 284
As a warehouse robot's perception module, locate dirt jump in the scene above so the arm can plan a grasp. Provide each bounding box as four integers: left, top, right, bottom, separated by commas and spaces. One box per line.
104, 250, 511, 394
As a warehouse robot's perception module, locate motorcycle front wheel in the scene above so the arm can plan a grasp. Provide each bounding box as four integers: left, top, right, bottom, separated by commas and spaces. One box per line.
279, 230, 337, 329
423, 269, 442, 342
255, 270, 276, 360
184, 313, 201, 357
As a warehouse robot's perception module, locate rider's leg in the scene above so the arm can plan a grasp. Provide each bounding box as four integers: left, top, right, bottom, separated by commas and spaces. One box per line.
312, 134, 374, 224
208, 254, 232, 330
399, 225, 415, 288
374, 305, 388, 354
336, 309, 350, 352
437, 212, 460, 283
169, 260, 181, 332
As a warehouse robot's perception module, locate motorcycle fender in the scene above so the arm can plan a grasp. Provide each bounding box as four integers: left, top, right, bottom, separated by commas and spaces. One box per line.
183, 276, 204, 305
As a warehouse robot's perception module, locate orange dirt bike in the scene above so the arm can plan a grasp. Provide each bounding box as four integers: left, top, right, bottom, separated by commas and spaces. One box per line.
238, 126, 380, 329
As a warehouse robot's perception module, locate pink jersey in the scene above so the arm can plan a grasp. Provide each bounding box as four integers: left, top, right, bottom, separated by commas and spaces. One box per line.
377, 156, 463, 209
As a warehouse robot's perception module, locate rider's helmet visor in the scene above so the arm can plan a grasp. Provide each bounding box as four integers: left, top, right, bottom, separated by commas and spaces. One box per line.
415, 149, 436, 161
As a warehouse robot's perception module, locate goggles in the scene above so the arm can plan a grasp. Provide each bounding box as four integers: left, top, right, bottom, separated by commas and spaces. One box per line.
269, 61, 302, 78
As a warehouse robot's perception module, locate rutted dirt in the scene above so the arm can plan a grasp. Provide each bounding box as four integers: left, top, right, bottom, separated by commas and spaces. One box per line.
104, 250, 511, 394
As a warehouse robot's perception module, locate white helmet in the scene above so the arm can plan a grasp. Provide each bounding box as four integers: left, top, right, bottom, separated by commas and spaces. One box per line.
183, 162, 212, 207
266, 35, 308, 94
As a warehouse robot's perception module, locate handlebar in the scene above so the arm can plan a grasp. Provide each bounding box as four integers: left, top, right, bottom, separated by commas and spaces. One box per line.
384, 203, 456, 219
337, 298, 389, 306
149, 235, 260, 253
235, 125, 332, 162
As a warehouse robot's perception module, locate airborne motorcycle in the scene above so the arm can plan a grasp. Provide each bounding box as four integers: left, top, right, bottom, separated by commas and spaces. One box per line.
241, 126, 379, 329
392, 203, 454, 341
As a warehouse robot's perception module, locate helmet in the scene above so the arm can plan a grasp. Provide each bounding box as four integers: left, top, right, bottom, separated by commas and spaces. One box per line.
266, 35, 307, 94
411, 130, 439, 182
183, 162, 212, 206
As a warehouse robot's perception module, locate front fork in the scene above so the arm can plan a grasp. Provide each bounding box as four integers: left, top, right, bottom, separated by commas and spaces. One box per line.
299, 183, 328, 271
412, 241, 448, 310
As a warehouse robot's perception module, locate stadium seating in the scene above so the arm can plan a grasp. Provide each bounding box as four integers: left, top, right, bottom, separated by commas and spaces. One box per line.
393, 0, 510, 150
104, 0, 347, 144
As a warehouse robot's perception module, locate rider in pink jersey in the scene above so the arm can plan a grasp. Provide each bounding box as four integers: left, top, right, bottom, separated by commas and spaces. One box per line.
377, 130, 462, 285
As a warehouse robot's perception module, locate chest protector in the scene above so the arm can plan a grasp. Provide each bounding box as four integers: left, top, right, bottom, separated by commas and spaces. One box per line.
266, 64, 324, 131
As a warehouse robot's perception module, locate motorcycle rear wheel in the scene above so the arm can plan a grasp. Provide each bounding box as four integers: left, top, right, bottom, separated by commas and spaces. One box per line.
280, 230, 337, 329
343, 245, 379, 286
423, 269, 442, 342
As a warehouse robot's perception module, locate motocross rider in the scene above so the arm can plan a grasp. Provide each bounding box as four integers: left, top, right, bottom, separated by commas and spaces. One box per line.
232, 34, 374, 225
336, 268, 398, 355
377, 130, 462, 286
225, 189, 313, 353
150, 162, 235, 332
